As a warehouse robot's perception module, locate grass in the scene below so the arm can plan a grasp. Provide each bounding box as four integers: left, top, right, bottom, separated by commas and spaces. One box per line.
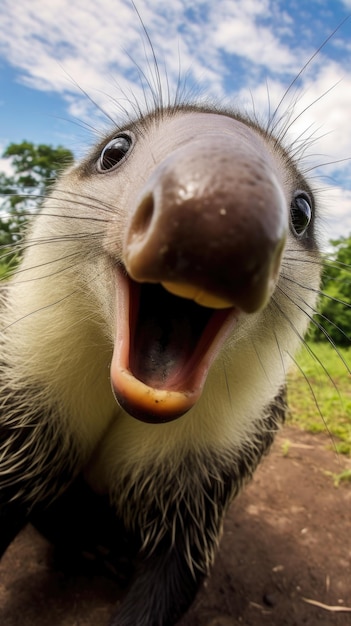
325, 469, 351, 487
287, 341, 351, 456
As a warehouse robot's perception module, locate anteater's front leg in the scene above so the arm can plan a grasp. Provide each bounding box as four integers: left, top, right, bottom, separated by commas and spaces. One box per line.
110, 541, 206, 626
109, 462, 237, 626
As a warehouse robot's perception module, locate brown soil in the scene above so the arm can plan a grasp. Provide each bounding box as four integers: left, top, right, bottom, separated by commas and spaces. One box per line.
1, 425, 350, 626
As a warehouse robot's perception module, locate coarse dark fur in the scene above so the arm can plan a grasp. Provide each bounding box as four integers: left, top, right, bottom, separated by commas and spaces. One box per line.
0, 17, 349, 626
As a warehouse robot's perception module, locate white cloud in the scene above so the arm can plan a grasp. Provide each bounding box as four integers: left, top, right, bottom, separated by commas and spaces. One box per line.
210, 1, 299, 72
0, 143, 15, 176
317, 185, 351, 247
0, 157, 14, 177
0, 0, 329, 99
235, 58, 351, 181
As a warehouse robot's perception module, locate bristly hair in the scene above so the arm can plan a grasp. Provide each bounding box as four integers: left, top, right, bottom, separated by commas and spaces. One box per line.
110, 390, 286, 578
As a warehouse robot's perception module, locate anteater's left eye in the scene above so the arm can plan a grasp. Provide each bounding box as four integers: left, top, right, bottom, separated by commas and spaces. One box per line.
290, 191, 312, 237
98, 133, 133, 171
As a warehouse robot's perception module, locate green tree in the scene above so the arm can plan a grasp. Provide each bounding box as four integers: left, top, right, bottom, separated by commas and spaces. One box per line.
0, 141, 73, 251
311, 235, 351, 346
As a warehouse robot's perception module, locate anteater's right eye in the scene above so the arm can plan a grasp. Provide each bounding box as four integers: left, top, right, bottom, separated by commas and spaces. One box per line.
98, 133, 133, 171
290, 190, 313, 237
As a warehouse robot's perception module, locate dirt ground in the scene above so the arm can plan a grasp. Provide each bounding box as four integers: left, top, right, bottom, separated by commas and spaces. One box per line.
0, 425, 350, 626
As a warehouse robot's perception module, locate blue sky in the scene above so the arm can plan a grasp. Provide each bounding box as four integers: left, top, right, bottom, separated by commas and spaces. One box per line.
1, 0, 351, 242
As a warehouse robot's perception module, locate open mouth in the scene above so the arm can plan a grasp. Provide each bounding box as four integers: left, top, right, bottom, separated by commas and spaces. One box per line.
110, 267, 238, 423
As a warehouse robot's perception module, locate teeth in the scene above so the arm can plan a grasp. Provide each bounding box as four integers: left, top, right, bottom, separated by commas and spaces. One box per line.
161, 281, 233, 309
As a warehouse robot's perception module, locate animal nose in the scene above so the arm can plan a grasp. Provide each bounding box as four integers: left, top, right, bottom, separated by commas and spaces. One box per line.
123, 132, 288, 313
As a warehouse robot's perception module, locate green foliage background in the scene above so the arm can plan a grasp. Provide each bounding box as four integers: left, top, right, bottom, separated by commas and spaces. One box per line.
0, 141, 73, 256
310, 236, 351, 346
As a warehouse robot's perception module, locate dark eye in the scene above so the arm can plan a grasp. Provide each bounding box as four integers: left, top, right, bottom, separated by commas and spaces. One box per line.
98, 133, 133, 171
290, 191, 312, 237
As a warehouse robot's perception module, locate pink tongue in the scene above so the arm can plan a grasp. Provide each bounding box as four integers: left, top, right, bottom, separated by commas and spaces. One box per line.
110, 270, 238, 423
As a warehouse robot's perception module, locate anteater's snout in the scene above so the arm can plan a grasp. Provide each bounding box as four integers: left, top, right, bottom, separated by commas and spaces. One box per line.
124, 128, 288, 313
